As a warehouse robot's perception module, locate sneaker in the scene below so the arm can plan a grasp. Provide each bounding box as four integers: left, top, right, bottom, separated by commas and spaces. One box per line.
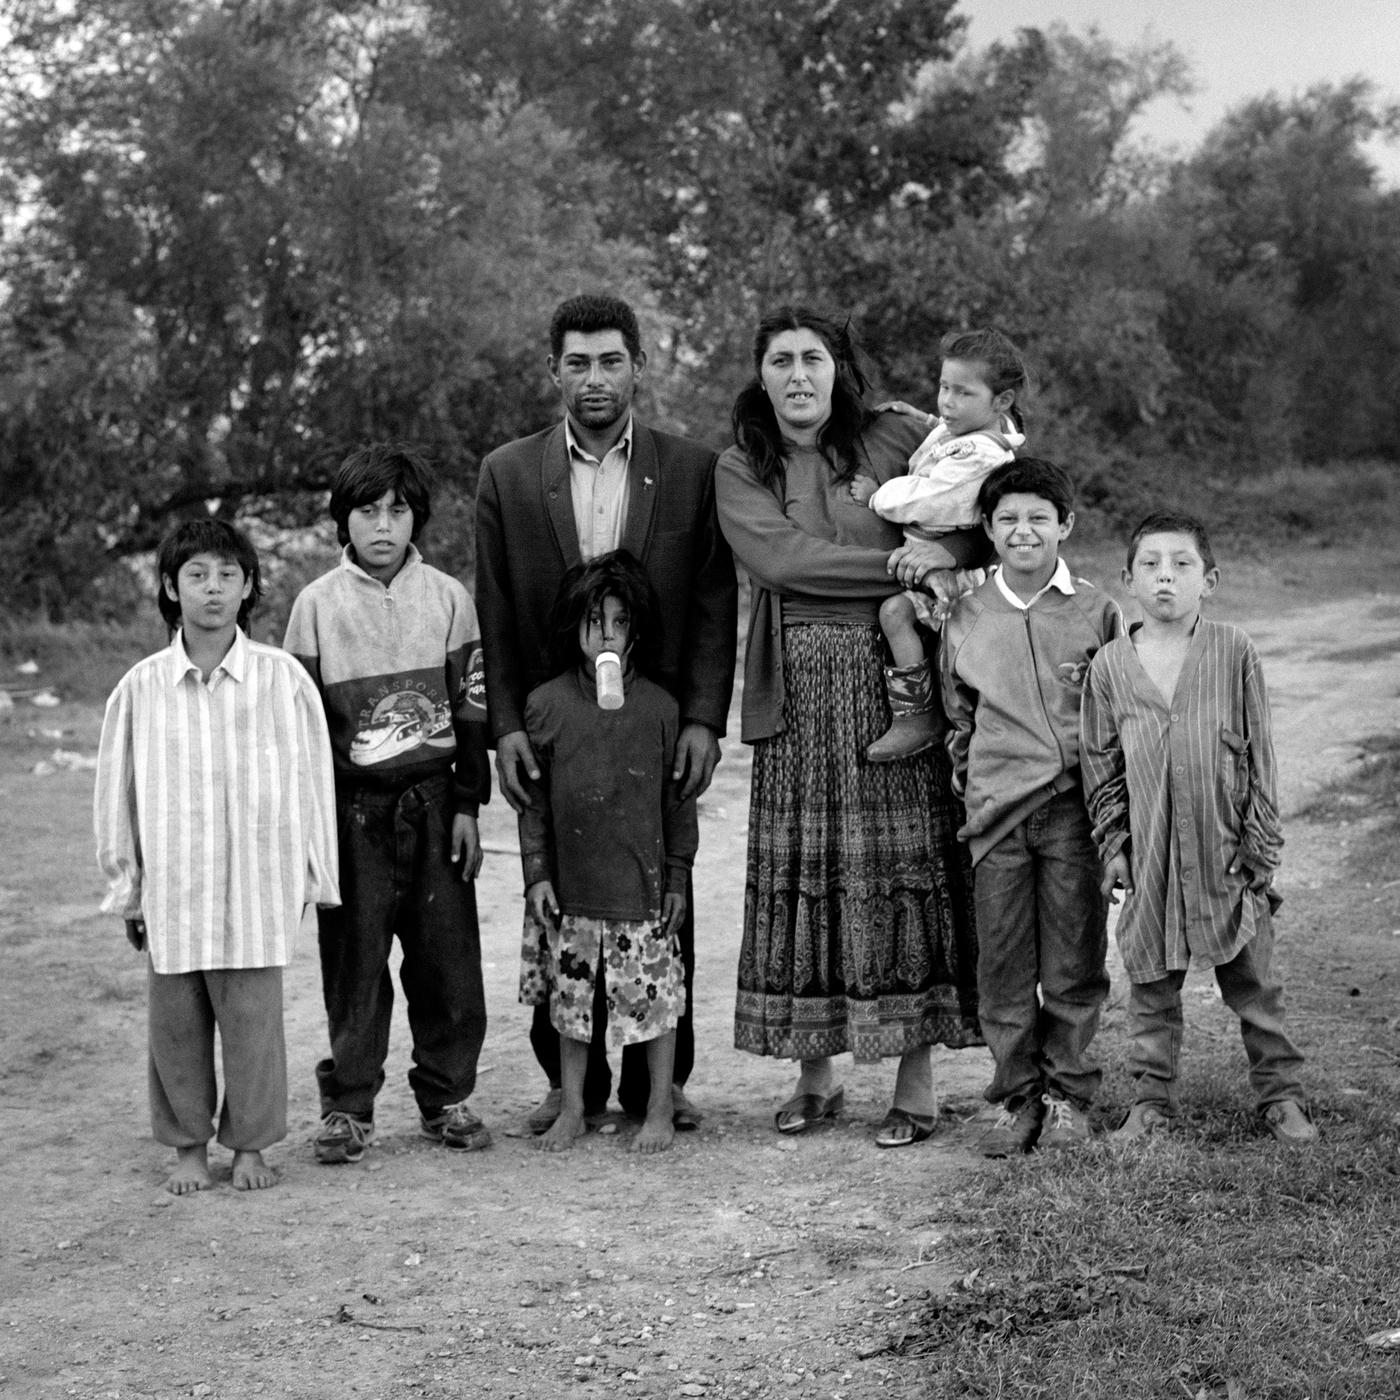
314, 1111, 375, 1165
421, 1100, 491, 1151
1113, 1103, 1172, 1141
1262, 1099, 1318, 1144
1037, 1094, 1091, 1150
980, 1098, 1045, 1157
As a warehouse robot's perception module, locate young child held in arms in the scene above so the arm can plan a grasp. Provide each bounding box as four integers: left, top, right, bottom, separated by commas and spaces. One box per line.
1081, 512, 1316, 1143
852, 328, 1028, 762
284, 444, 493, 1164
517, 550, 697, 1155
95, 521, 339, 1194
940, 459, 1119, 1156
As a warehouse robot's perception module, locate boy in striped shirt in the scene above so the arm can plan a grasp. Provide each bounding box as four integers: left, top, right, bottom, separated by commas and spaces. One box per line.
1081, 511, 1315, 1143
95, 521, 340, 1194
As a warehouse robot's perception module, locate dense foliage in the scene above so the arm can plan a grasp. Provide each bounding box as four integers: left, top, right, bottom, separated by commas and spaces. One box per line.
2, 1, 1398, 612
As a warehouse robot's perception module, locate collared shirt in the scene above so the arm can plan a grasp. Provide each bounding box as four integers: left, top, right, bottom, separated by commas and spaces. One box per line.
1081, 618, 1283, 979
94, 628, 340, 973
992, 555, 1076, 611
567, 415, 633, 561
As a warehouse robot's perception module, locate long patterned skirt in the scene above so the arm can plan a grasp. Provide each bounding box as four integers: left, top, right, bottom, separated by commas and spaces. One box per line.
735, 623, 982, 1061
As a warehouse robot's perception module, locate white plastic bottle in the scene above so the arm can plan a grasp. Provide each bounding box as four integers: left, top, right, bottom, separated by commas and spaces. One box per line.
594, 651, 625, 710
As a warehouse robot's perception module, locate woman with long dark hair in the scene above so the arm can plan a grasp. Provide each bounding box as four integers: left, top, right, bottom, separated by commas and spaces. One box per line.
716, 307, 984, 1147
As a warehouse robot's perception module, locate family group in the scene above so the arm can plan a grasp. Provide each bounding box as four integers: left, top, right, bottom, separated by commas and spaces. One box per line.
92, 295, 1314, 1195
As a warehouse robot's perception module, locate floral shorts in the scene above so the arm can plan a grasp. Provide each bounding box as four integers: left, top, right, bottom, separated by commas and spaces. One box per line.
519, 908, 685, 1050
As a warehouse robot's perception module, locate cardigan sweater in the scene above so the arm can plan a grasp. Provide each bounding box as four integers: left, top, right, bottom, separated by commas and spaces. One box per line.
940, 564, 1121, 864
283, 546, 491, 815
716, 410, 987, 742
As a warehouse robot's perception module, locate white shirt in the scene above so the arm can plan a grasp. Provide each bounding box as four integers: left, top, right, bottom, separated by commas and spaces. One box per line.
992, 556, 1077, 612
567, 415, 634, 561
94, 629, 340, 973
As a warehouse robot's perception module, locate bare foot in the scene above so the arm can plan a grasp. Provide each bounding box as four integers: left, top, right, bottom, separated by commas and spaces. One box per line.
231, 1150, 276, 1191
537, 1109, 587, 1153
631, 1111, 675, 1155
166, 1144, 212, 1196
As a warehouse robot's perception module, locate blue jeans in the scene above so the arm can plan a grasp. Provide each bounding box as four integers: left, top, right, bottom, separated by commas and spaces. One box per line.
974, 789, 1109, 1109
1127, 910, 1305, 1114
316, 773, 487, 1119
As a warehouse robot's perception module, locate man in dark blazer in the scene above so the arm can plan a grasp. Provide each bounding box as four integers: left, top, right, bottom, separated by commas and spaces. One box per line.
474, 293, 737, 1133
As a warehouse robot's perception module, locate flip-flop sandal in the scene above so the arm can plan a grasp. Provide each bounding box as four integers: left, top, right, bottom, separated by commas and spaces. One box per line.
774, 1087, 845, 1135
874, 1107, 936, 1148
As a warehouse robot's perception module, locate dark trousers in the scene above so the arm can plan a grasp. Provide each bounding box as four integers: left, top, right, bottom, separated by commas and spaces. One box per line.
974, 789, 1110, 1110
316, 775, 486, 1119
529, 872, 696, 1116
147, 962, 287, 1152
1127, 910, 1305, 1114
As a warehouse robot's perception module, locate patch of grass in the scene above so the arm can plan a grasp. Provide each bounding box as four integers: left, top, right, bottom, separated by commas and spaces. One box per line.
0, 615, 166, 705
893, 1092, 1400, 1397
1295, 735, 1400, 879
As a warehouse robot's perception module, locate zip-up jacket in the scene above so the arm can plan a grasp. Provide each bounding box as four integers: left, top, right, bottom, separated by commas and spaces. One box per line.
940, 566, 1121, 864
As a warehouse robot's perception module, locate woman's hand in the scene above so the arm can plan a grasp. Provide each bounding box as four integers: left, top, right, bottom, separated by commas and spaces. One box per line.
873, 399, 934, 425
662, 890, 687, 937
887, 539, 956, 588
848, 475, 878, 506
527, 880, 560, 927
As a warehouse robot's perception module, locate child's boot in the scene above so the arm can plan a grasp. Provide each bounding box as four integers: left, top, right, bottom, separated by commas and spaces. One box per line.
867, 660, 939, 763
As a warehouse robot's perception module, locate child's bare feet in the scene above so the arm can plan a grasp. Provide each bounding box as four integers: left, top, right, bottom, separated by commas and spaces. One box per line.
231, 1149, 277, 1190
631, 1110, 675, 1155
166, 1144, 213, 1196
537, 1108, 587, 1153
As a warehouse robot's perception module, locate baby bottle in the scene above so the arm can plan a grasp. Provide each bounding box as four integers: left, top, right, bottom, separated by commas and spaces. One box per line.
595, 651, 625, 710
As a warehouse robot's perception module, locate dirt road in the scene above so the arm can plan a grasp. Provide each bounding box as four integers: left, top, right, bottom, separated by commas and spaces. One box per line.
4, 557, 1399, 1400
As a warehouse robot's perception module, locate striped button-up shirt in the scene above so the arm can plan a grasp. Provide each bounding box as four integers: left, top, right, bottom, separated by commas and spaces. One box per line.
1081, 618, 1282, 981
567, 415, 633, 561
94, 629, 340, 973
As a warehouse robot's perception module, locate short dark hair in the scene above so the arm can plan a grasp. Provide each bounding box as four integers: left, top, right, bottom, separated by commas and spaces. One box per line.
978, 456, 1076, 523
329, 443, 433, 546
549, 294, 643, 362
940, 327, 1030, 430
1126, 511, 1217, 573
156, 519, 262, 632
545, 549, 662, 680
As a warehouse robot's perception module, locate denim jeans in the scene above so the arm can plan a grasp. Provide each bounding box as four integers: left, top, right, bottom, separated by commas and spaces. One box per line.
316, 773, 486, 1119
529, 871, 695, 1116
974, 788, 1109, 1109
1127, 910, 1304, 1114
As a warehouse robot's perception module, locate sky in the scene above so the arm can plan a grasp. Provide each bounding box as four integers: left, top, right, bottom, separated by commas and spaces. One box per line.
957, 0, 1400, 185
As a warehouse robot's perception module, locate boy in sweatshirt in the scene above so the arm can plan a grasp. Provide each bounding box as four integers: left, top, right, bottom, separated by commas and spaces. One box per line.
940, 458, 1120, 1155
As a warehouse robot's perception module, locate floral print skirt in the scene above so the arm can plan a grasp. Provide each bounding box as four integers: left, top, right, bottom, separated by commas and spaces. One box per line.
521, 908, 685, 1049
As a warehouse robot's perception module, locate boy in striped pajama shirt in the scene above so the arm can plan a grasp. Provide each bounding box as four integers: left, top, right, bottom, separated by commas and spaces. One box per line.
95, 522, 340, 1194
1081, 511, 1316, 1143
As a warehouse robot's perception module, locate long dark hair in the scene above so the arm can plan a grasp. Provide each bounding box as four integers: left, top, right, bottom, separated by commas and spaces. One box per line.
544, 549, 663, 679
730, 306, 876, 491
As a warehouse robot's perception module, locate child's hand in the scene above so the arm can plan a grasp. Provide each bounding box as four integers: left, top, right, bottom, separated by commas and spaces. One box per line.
849, 475, 878, 506
452, 813, 483, 882
527, 880, 560, 927
874, 399, 935, 425
1102, 852, 1133, 902
661, 891, 687, 937
125, 918, 147, 952
1229, 855, 1271, 893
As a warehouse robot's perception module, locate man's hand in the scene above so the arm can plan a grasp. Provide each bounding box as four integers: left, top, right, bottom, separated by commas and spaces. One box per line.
849, 475, 879, 506
661, 890, 687, 937
888, 539, 955, 588
527, 879, 560, 927
495, 730, 540, 814
452, 813, 483, 882
125, 918, 147, 952
1102, 851, 1133, 902
672, 723, 721, 802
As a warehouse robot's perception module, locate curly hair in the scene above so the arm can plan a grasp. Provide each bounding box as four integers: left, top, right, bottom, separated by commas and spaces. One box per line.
730, 306, 876, 492
548, 294, 643, 362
